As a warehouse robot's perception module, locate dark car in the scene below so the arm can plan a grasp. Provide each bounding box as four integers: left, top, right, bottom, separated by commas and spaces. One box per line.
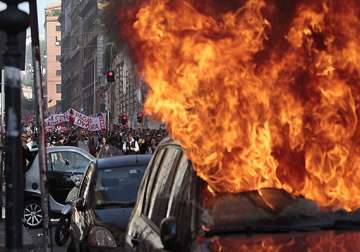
125, 138, 360, 252
68, 155, 152, 252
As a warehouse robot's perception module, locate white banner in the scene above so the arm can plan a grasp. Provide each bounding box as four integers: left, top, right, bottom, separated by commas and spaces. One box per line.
45, 108, 106, 132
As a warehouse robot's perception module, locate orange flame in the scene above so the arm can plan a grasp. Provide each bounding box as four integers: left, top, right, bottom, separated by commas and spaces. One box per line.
209, 231, 360, 252
118, 0, 360, 211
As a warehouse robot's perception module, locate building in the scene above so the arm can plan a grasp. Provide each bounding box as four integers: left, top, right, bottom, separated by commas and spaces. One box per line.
59, 0, 82, 112
45, 1, 62, 113
58, 0, 159, 128
60, 0, 105, 115
107, 47, 141, 127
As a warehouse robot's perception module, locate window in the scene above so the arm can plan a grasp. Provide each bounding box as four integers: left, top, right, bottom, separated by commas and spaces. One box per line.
55, 36, 60, 46
143, 148, 166, 215
94, 165, 147, 207
56, 55, 61, 61
166, 153, 192, 250
79, 163, 95, 202
56, 25, 61, 31
56, 84, 61, 93
166, 154, 190, 218
148, 147, 181, 227
48, 151, 90, 173
56, 70, 61, 76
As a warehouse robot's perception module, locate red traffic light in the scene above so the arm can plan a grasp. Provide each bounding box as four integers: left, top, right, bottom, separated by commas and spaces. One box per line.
106, 71, 115, 82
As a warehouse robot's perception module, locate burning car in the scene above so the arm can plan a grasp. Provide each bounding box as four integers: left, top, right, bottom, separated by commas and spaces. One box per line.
125, 138, 360, 252
116, 0, 360, 251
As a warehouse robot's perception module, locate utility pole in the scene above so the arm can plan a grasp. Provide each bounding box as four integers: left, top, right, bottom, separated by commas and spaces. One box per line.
0, 0, 30, 250
29, 0, 52, 250
93, 56, 97, 116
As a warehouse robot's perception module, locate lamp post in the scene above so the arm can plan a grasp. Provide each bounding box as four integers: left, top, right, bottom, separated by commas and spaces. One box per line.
0, 0, 30, 250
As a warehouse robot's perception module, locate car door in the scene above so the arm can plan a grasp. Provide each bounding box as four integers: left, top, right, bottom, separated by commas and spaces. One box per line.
165, 154, 193, 252
71, 162, 95, 243
48, 150, 91, 204
136, 146, 182, 252
126, 147, 166, 251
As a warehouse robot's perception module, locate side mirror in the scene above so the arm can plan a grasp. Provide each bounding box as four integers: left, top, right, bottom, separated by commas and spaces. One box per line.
160, 217, 177, 251
75, 180, 81, 188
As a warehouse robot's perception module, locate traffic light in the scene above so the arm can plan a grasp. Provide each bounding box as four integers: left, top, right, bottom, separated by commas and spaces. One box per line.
106, 71, 115, 83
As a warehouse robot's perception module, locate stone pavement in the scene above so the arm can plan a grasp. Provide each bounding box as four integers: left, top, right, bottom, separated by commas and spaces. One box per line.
0, 221, 66, 251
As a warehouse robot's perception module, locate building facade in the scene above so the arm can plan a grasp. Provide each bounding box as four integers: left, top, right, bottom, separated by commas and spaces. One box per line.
45, 2, 62, 113
58, 0, 160, 128
59, 0, 81, 112
106, 46, 160, 129
60, 0, 105, 115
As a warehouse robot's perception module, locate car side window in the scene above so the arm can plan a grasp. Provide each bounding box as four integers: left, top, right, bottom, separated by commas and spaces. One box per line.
48, 151, 89, 173
166, 154, 190, 217
142, 148, 166, 215
79, 162, 95, 200
166, 153, 192, 248
148, 147, 181, 227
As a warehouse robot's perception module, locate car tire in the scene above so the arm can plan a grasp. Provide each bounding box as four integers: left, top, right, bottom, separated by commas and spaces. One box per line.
66, 239, 76, 252
55, 216, 70, 246
67, 239, 84, 252
23, 199, 43, 229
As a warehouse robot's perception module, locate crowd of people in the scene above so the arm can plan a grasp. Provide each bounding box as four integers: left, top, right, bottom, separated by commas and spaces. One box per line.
30, 126, 169, 158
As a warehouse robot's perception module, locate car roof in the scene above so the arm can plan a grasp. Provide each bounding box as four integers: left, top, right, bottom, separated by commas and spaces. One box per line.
97, 155, 152, 169
47, 146, 96, 160
47, 146, 86, 152
157, 137, 181, 148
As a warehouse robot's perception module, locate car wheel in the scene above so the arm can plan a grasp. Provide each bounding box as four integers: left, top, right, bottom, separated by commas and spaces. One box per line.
55, 217, 70, 246
67, 239, 82, 252
23, 199, 43, 229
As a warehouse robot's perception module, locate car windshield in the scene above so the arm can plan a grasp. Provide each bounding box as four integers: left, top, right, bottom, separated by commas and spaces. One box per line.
200, 187, 360, 235
94, 165, 146, 208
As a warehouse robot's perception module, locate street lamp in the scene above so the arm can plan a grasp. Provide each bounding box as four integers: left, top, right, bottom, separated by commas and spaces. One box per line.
0, 0, 30, 250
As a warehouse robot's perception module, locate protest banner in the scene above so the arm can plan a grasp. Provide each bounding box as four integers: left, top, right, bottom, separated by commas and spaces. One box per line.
44, 109, 107, 132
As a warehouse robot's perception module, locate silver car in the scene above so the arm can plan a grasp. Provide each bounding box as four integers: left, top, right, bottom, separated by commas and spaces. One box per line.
24, 146, 95, 228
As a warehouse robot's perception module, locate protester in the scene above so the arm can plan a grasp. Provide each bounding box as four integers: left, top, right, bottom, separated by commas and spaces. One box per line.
21, 132, 35, 172
66, 130, 79, 146
27, 121, 167, 156
97, 137, 112, 158
145, 138, 158, 154
55, 135, 66, 146
122, 133, 140, 155
88, 136, 97, 157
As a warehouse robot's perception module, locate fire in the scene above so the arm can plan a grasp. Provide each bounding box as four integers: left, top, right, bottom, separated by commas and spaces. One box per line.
209, 231, 360, 252
118, 0, 360, 211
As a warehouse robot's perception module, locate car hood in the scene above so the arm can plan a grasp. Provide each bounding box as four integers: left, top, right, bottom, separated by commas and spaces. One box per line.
199, 230, 360, 252
94, 207, 133, 231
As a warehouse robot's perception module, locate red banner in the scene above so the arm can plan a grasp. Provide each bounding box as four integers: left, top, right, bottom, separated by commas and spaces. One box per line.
45, 109, 106, 132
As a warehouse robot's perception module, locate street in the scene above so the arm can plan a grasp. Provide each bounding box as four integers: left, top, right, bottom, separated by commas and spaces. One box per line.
0, 221, 65, 251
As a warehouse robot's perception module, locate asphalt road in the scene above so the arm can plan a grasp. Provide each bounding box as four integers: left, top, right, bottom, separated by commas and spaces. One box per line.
0, 221, 66, 251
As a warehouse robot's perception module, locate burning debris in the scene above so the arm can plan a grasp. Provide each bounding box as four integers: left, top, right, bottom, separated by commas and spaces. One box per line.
118, 0, 360, 211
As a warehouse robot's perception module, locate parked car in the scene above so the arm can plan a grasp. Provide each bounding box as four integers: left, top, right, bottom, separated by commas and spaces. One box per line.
125, 138, 360, 252
24, 146, 95, 228
68, 154, 152, 252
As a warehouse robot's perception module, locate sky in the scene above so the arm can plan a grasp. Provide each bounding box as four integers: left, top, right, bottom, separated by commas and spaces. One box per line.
36, 0, 49, 38
0, 0, 55, 40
